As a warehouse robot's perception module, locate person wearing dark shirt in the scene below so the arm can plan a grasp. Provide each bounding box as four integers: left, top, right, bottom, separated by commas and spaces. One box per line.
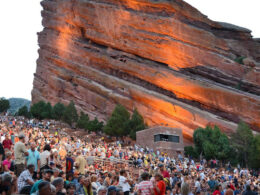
0, 172, 13, 194
0, 142, 5, 162
66, 152, 74, 176
242, 185, 256, 195
52, 177, 66, 195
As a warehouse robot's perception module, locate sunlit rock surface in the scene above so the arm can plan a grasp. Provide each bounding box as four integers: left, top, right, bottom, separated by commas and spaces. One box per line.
32, 0, 260, 142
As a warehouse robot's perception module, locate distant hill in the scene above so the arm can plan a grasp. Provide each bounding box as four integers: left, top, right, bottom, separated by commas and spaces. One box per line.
8, 98, 31, 115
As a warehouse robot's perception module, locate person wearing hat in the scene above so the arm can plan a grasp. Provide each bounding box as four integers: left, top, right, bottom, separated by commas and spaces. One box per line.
107, 186, 118, 195
14, 132, 29, 176
30, 169, 53, 194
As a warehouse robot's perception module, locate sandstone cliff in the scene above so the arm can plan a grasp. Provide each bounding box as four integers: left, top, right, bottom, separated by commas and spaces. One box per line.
32, 0, 260, 142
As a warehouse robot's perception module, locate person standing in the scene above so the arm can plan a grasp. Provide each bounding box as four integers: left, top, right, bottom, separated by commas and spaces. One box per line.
26, 142, 40, 179
40, 144, 51, 172
14, 132, 29, 176
2, 134, 12, 150
153, 173, 166, 195
158, 164, 170, 178
0, 141, 5, 163
137, 172, 154, 195
75, 150, 87, 175
119, 169, 131, 195
66, 151, 74, 176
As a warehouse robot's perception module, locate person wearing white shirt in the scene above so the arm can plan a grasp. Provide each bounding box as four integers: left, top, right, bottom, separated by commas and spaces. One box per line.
119, 170, 131, 195
195, 178, 201, 193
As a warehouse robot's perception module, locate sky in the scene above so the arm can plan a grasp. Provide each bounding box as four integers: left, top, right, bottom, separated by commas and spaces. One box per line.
0, 0, 259, 100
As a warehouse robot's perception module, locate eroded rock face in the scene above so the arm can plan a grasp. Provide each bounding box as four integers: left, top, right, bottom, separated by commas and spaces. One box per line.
32, 0, 260, 142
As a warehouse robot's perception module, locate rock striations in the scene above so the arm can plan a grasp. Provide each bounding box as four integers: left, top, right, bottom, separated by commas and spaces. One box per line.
32, 0, 260, 142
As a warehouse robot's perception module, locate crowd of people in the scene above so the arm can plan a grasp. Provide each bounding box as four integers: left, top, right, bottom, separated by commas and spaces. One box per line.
0, 116, 259, 195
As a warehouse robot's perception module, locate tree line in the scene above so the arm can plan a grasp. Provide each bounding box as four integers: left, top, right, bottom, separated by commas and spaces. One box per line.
184, 123, 260, 169
16, 101, 104, 133
0, 98, 10, 113
16, 101, 146, 139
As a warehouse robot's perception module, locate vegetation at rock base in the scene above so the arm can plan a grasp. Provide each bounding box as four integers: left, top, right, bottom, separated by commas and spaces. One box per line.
30, 101, 47, 120
77, 112, 90, 129
62, 101, 78, 126
231, 121, 258, 168
234, 56, 246, 65
87, 117, 104, 132
76, 112, 103, 132
104, 104, 130, 136
128, 109, 146, 140
184, 122, 260, 169
17, 105, 31, 118
52, 102, 66, 121
0, 98, 10, 113
27, 101, 104, 132
184, 146, 199, 159
104, 104, 146, 139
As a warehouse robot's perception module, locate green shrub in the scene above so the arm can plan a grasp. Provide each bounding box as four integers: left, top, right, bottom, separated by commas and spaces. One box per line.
77, 112, 90, 129
184, 146, 198, 159
234, 56, 245, 65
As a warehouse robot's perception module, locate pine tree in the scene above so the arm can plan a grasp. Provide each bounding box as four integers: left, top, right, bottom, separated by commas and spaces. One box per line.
42, 102, 53, 119
128, 109, 146, 140
77, 112, 89, 129
231, 121, 254, 167
62, 101, 78, 126
88, 117, 104, 132
104, 104, 130, 136
53, 102, 66, 120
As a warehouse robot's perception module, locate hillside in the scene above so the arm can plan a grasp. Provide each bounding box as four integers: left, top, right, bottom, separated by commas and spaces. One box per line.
8, 98, 31, 115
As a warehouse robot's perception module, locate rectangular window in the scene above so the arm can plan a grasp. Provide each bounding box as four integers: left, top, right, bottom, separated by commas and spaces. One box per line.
154, 134, 179, 143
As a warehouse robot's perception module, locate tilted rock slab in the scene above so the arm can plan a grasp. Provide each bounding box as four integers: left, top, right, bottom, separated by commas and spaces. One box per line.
32, 0, 260, 142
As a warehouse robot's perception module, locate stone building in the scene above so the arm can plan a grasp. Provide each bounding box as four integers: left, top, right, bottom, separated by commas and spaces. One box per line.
136, 126, 184, 157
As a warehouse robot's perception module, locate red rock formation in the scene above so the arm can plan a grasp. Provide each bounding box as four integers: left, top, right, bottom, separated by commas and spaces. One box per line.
32, 0, 260, 142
